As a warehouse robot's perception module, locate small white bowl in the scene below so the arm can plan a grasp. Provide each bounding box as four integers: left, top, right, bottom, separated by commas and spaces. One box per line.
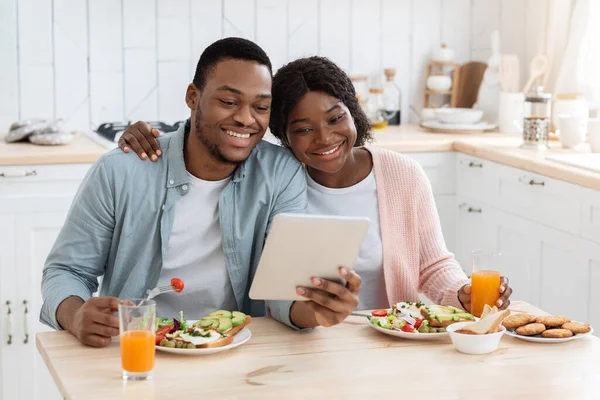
426, 75, 452, 92
446, 321, 505, 355
434, 108, 483, 124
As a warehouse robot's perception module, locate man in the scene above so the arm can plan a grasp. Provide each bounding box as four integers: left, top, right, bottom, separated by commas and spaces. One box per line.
41, 38, 361, 347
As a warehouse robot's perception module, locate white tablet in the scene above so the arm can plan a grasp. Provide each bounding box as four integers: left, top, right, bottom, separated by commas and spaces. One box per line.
249, 213, 370, 301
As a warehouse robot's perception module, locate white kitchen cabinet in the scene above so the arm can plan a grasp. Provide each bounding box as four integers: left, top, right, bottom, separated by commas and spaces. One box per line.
535, 225, 600, 325
492, 163, 583, 236
0, 163, 91, 400
456, 153, 497, 204
487, 209, 538, 305
582, 187, 600, 245
0, 215, 19, 400
403, 152, 456, 195
455, 196, 495, 274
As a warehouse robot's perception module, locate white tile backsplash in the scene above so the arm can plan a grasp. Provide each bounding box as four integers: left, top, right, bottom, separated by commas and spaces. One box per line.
0, 0, 545, 133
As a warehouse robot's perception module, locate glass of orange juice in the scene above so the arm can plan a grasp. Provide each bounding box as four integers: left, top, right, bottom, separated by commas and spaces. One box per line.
119, 299, 156, 381
470, 250, 502, 318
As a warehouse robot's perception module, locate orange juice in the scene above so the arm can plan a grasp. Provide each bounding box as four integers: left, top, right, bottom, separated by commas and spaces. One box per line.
471, 270, 501, 317
120, 330, 155, 373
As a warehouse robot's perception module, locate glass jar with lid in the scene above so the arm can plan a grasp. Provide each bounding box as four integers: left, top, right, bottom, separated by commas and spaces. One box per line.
521, 86, 552, 150
365, 88, 390, 129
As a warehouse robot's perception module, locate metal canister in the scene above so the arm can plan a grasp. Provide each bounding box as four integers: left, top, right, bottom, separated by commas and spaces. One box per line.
520, 86, 552, 150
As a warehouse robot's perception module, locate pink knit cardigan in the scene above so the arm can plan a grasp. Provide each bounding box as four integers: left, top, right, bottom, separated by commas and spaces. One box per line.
367, 146, 469, 310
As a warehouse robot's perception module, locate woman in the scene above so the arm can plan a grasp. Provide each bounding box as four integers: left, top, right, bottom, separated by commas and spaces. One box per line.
118, 56, 512, 322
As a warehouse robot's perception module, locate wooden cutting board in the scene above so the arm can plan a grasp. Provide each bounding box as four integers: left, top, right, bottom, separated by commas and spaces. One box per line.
454, 61, 487, 108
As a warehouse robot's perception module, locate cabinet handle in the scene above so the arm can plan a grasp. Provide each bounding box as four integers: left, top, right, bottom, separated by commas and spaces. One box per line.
23, 300, 29, 344
460, 160, 483, 168
459, 203, 482, 213
519, 175, 545, 186
6, 301, 12, 345
0, 170, 37, 178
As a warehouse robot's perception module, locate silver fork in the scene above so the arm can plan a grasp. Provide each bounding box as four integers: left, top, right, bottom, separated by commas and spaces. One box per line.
146, 284, 174, 300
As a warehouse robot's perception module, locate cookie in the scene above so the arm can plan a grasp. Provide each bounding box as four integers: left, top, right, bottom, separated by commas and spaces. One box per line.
535, 316, 571, 327
516, 323, 546, 336
561, 322, 591, 334
502, 313, 536, 329
541, 329, 573, 338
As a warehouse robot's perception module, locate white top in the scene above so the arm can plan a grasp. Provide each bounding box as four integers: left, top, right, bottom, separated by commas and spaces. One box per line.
306, 169, 387, 310
156, 172, 237, 319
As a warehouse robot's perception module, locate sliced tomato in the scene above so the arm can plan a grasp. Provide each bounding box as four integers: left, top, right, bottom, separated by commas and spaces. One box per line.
156, 325, 173, 336
155, 334, 165, 345
371, 309, 388, 317
170, 278, 184, 292
414, 318, 424, 329
401, 324, 415, 333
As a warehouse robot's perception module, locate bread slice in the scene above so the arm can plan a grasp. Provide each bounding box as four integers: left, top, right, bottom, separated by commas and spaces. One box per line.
195, 334, 234, 348
456, 308, 510, 335
225, 315, 251, 337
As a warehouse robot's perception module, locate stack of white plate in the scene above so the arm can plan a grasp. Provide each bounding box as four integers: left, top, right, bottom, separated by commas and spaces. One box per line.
421, 108, 497, 133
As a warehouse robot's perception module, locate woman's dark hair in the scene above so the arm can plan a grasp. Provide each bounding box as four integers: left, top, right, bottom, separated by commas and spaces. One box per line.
269, 56, 372, 148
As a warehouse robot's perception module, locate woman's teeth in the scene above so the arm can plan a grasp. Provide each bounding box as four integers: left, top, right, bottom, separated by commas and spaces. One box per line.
225, 130, 251, 139
316, 144, 340, 155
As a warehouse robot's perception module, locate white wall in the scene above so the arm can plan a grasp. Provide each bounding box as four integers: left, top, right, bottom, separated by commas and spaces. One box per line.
0, 0, 544, 133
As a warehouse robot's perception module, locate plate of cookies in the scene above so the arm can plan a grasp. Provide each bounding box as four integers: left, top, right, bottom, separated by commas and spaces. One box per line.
502, 313, 593, 343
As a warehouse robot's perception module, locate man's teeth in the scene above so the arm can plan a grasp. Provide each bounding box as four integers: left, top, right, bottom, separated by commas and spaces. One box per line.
225, 130, 251, 139
316, 145, 340, 155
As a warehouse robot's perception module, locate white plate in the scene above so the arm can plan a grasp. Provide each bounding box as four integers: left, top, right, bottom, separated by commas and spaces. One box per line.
505, 326, 594, 344
367, 319, 449, 340
421, 120, 497, 132
156, 327, 252, 355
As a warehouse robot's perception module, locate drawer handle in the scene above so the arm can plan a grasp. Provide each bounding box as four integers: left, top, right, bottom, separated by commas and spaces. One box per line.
519, 175, 545, 186
6, 301, 12, 345
0, 170, 37, 178
459, 203, 482, 213
23, 300, 29, 344
460, 160, 483, 168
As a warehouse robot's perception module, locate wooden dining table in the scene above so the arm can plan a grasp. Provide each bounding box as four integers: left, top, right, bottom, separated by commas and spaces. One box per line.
37, 301, 600, 399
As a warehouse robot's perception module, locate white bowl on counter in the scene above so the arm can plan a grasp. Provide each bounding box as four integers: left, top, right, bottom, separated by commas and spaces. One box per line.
446, 322, 505, 355
434, 108, 483, 124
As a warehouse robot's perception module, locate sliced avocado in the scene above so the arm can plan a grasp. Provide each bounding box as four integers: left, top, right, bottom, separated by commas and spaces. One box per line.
435, 315, 453, 322
210, 320, 220, 329
218, 317, 233, 333
209, 310, 233, 318
197, 319, 215, 328
231, 311, 246, 327
448, 306, 464, 313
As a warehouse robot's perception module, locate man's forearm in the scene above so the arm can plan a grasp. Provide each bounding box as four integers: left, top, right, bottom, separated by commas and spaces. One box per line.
56, 296, 85, 332
289, 301, 319, 329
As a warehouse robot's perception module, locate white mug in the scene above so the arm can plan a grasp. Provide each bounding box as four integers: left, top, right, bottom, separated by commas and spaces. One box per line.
588, 118, 600, 153
499, 92, 524, 134
558, 114, 586, 148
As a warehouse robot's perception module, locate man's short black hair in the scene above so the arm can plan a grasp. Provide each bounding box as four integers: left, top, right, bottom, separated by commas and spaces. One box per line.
269, 56, 372, 148
192, 37, 273, 90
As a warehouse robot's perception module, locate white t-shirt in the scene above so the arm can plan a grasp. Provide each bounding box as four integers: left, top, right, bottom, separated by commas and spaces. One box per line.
306, 169, 388, 310
155, 172, 237, 319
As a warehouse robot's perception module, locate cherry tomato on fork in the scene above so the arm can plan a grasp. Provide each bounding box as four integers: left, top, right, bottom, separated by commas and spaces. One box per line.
371, 309, 388, 317
170, 278, 184, 292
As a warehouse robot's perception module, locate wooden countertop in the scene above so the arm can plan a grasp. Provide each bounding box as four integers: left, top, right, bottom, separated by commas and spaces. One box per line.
2, 125, 599, 190
0, 134, 108, 166
37, 301, 600, 399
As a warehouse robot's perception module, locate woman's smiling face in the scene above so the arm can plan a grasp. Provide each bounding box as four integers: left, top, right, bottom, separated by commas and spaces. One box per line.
285, 90, 357, 174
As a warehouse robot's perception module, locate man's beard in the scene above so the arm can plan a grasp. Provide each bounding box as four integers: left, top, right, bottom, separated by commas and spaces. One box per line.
194, 108, 238, 166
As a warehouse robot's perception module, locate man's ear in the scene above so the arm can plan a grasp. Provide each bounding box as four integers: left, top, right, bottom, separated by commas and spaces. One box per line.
185, 83, 199, 111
